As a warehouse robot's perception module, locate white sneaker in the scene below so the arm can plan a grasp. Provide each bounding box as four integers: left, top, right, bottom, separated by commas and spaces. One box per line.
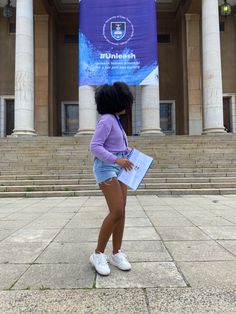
90, 252, 110, 276
109, 250, 131, 271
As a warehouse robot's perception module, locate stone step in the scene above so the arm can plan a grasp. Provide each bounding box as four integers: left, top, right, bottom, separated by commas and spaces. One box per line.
1, 182, 236, 193
1, 172, 236, 181
1, 163, 236, 170
1, 176, 236, 186
1, 156, 235, 162
0, 187, 236, 198
0, 170, 236, 178
0, 135, 236, 197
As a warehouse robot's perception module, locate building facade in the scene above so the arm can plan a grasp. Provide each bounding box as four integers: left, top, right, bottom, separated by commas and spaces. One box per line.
0, 0, 236, 137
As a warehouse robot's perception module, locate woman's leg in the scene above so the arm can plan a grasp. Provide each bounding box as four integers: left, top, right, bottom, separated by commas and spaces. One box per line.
95, 178, 125, 253
112, 182, 127, 253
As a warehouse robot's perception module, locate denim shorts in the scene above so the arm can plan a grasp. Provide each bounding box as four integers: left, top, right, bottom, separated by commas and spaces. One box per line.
93, 152, 125, 184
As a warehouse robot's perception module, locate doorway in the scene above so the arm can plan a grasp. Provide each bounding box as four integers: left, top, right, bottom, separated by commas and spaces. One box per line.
6, 99, 15, 136
119, 106, 132, 136
223, 97, 231, 132
160, 101, 176, 134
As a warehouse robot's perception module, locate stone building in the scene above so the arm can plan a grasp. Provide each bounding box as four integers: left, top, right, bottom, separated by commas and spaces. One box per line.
0, 0, 236, 137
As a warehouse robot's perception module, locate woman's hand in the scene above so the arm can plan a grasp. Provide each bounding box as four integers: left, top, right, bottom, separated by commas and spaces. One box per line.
115, 158, 133, 171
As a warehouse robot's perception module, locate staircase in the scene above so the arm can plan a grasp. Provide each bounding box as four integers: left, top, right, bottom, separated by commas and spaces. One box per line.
0, 135, 236, 197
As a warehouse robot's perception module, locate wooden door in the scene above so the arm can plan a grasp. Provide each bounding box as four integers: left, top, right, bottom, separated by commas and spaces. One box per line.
119, 106, 132, 136
223, 97, 231, 132
6, 99, 14, 136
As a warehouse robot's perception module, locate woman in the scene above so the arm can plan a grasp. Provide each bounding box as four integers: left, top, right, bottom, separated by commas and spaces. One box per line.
89, 82, 134, 276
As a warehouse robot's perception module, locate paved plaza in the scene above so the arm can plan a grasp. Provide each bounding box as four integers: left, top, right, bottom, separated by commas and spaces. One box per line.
0, 195, 236, 313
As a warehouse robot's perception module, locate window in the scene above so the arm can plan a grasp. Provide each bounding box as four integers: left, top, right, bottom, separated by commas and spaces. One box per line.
9, 23, 16, 34
61, 102, 79, 136
160, 102, 176, 134
158, 34, 171, 44
64, 34, 78, 44
220, 21, 225, 32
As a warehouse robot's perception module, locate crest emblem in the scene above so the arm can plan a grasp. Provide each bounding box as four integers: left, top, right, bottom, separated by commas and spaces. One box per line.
111, 22, 126, 41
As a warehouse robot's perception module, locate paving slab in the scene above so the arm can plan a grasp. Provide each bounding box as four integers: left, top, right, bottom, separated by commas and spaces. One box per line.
13, 264, 95, 290
96, 262, 187, 288
0, 264, 29, 290
36, 242, 96, 264
120, 240, 172, 262
79, 206, 107, 212
0, 213, 10, 219
0, 289, 148, 314
0, 242, 48, 263
47, 206, 81, 213
0, 220, 30, 230
0, 229, 15, 242
25, 219, 70, 229
224, 216, 236, 224
164, 240, 236, 261
0, 207, 25, 214
39, 212, 74, 220
142, 205, 174, 211
157, 226, 211, 241
137, 195, 167, 205
123, 227, 160, 241
217, 240, 236, 256
4, 228, 60, 243
65, 218, 104, 229
174, 209, 216, 217
1, 212, 43, 221
149, 216, 194, 227
170, 204, 210, 211
147, 287, 236, 313
177, 261, 236, 287
145, 209, 184, 218
209, 209, 236, 217
84, 197, 107, 207
19, 206, 54, 213
185, 216, 235, 226
70, 211, 109, 220
199, 225, 236, 240
54, 228, 99, 242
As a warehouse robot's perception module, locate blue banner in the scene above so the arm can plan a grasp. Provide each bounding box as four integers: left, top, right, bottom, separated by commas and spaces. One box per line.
79, 0, 158, 86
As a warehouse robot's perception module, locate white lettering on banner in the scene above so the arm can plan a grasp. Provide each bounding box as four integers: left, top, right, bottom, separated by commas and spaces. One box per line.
100, 53, 136, 60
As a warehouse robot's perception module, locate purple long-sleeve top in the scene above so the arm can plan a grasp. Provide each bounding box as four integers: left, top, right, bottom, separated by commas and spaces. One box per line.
90, 114, 130, 164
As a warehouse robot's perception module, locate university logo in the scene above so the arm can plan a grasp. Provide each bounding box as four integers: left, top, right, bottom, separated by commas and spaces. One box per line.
111, 22, 126, 41
103, 15, 134, 46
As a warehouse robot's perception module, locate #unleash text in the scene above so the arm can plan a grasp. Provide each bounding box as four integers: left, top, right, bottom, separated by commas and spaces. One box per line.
100, 53, 136, 60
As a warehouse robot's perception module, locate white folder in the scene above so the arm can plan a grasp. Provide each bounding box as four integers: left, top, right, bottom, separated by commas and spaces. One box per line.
118, 148, 153, 190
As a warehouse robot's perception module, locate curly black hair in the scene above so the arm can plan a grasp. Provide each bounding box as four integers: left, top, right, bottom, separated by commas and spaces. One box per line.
95, 82, 134, 115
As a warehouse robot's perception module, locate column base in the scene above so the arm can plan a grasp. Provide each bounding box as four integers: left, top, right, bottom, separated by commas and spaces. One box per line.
202, 128, 227, 135
74, 129, 94, 136
140, 129, 165, 136
11, 129, 37, 137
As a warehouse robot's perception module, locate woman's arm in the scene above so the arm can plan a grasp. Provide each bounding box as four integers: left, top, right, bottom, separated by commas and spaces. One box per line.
90, 116, 117, 164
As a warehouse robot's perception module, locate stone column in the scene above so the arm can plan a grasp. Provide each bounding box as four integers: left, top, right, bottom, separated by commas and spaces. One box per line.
75, 86, 97, 136
140, 85, 163, 135
185, 14, 203, 135
34, 15, 49, 136
13, 0, 36, 136
202, 0, 225, 134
